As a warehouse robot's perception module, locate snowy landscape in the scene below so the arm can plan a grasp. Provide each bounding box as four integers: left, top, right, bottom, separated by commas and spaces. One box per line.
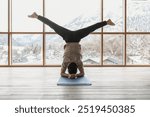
0, 35, 8, 64
0, 0, 150, 65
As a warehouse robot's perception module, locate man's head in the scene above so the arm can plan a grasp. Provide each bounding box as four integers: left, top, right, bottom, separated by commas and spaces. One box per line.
68, 62, 78, 74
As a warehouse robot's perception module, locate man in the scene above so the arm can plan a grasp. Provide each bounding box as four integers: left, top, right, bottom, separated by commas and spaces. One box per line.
28, 12, 115, 79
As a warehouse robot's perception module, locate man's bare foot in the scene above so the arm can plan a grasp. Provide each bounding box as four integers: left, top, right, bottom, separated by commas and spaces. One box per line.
107, 19, 115, 26
28, 12, 38, 18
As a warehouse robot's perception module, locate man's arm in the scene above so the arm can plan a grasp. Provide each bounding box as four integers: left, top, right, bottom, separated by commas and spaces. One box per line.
76, 66, 85, 78
60, 67, 69, 78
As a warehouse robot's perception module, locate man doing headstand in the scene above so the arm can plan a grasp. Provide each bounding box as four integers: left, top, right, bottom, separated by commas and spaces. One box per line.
28, 12, 115, 79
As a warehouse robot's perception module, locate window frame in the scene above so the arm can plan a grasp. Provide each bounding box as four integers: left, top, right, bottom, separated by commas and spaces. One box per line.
0, 0, 149, 67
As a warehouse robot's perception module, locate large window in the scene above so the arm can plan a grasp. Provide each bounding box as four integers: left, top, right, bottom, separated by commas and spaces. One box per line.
0, 0, 149, 66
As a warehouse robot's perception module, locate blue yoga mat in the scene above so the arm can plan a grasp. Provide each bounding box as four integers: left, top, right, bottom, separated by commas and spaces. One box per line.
57, 76, 92, 86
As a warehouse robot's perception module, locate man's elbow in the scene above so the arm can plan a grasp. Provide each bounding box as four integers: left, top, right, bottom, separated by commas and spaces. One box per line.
60, 72, 64, 77
61, 72, 68, 78
77, 72, 84, 77
81, 71, 85, 76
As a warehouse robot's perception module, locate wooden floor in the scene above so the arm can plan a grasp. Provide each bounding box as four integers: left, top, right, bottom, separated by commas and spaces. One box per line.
0, 67, 150, 100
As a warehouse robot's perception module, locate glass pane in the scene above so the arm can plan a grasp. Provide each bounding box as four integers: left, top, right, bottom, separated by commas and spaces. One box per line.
103, 35, 124, 65
45, 35, 65, 65
127, 0, 150, 32
12, 34, 43, 65
0, 0, 8, 32
103, 0, 124, 32
45, 0, 101, 32
11, 0, 43, 32
80, 35, 101, 65
127, 35, 150, 65
0, 34, 8, 65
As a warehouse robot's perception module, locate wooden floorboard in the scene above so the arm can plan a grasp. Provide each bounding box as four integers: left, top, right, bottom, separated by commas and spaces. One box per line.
0, 67, 150, 100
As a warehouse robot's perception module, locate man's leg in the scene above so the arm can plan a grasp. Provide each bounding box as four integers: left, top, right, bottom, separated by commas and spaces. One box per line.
38, 15, 71, 39
28, 12, 71, 39
74, 19, 115, 40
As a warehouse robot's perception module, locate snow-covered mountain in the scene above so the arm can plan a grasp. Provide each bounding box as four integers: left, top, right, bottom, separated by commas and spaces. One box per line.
64, 13, 100, 30
12, 35, 42, 46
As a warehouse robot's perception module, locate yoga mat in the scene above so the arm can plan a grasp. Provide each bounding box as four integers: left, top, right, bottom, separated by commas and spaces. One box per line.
57, 76, 92, 86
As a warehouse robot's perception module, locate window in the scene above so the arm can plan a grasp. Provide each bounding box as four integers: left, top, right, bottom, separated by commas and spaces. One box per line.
45, 35, 65, 65
0, 0, 8, 65
80, 35, 101, 65
11, 34, 43, 65
103, 0, 124, 32
127, 35, 150, 64
0, 0, 8, 32
103, 35, 124, 65
0, 0, 149, 66
127, 0, 150, 32
11, 0, 43, 32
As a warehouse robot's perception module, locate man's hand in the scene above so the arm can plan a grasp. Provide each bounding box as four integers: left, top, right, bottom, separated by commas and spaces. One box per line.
68, 74, 76, 79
